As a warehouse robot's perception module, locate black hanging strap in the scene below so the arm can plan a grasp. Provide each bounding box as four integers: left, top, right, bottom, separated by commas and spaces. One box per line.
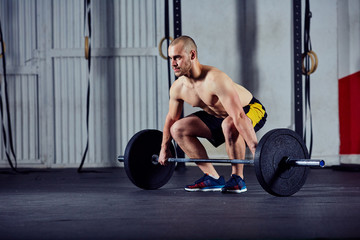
172, 0, 185, 161
293, 0, 303, 139
0, 19, 18, 171
164, 0, 182, 87
173, 0, 182, 39
166, 0, 185, 163
78, 0, 92, 172
164, 0, 172, 89
303, 0, 314, 157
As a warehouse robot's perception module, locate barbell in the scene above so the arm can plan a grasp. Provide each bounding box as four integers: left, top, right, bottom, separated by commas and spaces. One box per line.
118, 128, 325, 196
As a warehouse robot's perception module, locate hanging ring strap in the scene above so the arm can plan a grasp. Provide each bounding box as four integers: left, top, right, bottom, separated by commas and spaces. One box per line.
302, 0, 314, 157
302, 0, 318, 76
0, 19, 18, 171
158, 36, 173, 60
78, 0, 92, 172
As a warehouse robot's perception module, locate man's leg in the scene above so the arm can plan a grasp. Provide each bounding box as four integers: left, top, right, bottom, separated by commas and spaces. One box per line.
221, 116, 247, 179
170, 115, 220, 179
221, 116, 254, 193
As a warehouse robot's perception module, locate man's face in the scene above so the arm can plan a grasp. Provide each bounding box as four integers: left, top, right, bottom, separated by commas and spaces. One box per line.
168, 43, 192, 77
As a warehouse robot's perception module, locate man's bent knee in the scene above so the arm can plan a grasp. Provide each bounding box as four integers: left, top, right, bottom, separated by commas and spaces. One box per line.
221, 117, 238, 141
170, 120, 186, 141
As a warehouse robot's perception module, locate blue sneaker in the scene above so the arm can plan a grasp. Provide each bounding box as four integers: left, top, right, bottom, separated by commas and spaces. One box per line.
185, 174, 225, 192
222, 174, 247, 193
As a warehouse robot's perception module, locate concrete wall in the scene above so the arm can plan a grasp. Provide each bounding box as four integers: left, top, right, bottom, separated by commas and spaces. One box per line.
338, 0, 360, 79
180, 0, 359, 166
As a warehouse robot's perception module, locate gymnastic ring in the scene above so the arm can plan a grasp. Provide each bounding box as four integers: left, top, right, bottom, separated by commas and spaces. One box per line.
158, 36, 173, 60
0, 41, 5, 58
305, 50, 318, 74
302, 51, 315, 75
309, 50, 318, 73
302, 52, 314, 75
85, 36, 89, 60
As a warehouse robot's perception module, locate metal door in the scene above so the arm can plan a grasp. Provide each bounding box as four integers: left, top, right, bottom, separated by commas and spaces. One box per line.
0, 0, 169, 168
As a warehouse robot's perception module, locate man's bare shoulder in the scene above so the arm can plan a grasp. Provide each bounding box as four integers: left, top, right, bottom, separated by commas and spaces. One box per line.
169, 77, 186, 100
202, 65, 224, 76
201, 65, 232, 86
201, 65, 252, 100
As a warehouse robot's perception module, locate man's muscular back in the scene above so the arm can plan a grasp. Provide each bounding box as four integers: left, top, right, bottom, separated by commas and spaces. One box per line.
170, 65, 253, 118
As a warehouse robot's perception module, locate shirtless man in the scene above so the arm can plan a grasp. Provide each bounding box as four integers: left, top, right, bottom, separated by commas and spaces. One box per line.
158, 36, 267, 193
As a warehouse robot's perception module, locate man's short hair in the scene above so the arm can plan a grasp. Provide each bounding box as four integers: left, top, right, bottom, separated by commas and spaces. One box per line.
170, 35, 197, 56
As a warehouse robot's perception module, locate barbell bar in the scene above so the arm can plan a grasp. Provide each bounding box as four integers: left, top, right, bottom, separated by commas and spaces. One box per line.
117, 155, 254, 165
118, 155, 325, 167
118, 128, 326, 196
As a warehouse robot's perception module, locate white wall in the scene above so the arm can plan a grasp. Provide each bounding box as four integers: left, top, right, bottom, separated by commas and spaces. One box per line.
338, 0, 360, 79
306, 0, 339, 165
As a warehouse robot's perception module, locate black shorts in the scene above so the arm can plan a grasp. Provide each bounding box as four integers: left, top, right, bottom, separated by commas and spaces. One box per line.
192, 97, 267, 147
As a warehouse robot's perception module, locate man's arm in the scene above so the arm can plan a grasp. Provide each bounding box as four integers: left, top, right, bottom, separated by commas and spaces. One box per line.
161, 97, 184, 149
210, 72, 258, 155
158, 84, 184, 165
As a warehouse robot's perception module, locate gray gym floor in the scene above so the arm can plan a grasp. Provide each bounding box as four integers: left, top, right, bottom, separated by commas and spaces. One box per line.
1, 165, 359, 240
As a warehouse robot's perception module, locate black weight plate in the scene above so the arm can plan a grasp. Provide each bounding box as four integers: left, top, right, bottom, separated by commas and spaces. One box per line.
124, 129, 176, 190
254, 128, 310, 196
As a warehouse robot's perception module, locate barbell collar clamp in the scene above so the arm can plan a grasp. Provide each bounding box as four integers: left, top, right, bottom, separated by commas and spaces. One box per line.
286, 158, 325, 168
